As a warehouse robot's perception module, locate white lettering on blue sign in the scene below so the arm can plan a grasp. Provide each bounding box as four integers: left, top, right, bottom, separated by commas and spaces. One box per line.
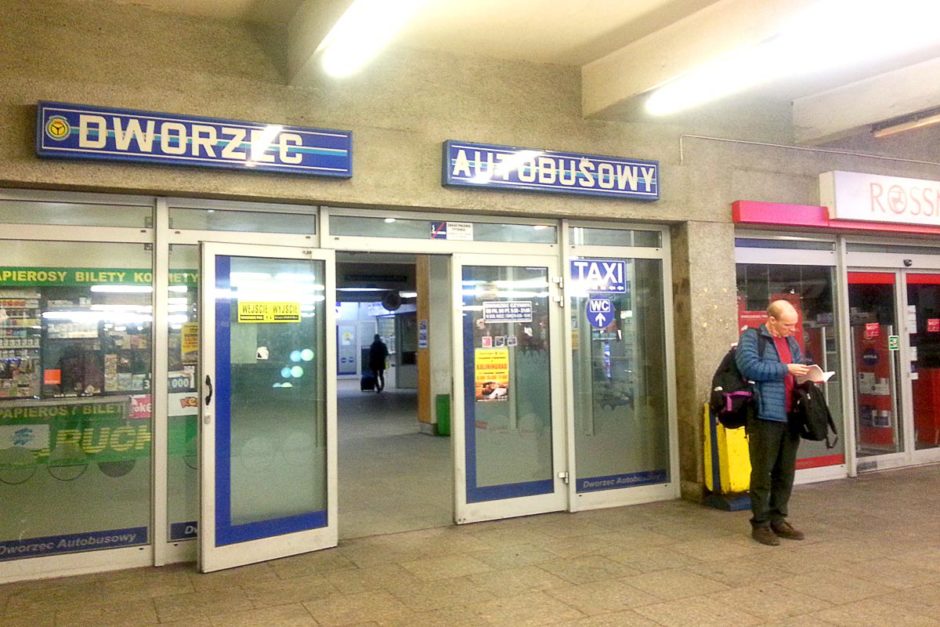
37, 101, 352, 177
443, 140, 658, 200
0, 527, 147, 560
570, 259, 627, 293
586, 298, 615, 329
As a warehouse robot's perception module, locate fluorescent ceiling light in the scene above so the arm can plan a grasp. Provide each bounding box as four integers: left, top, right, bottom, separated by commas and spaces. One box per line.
646, 0, 940, 116
317, 0, 427, 78
872, 110, 940, 138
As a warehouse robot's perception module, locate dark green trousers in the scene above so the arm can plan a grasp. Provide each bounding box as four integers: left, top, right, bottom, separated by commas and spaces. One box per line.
747, 416, 801, 527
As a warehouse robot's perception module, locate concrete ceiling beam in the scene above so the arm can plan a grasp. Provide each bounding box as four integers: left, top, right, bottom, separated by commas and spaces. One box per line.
793, 57, 940, 145
580, 0, 815, 119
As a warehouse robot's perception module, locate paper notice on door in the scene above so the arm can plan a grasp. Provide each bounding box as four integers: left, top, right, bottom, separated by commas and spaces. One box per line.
796, 364, 835, 384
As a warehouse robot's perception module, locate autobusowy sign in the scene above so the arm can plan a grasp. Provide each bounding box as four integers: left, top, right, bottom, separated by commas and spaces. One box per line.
443, 140, 659, 200
36, 101, 352, 177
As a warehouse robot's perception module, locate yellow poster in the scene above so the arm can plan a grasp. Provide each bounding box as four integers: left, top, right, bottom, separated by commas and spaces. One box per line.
237, 301, 301, 323
181, 322, 199, 365
475, 348, 509, 402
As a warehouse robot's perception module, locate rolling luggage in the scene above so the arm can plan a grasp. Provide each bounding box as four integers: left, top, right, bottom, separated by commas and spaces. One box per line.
360, 373, 376, 391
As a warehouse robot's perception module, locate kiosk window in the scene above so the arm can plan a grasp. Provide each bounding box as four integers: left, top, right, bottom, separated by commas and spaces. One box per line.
0, 241, 153, 560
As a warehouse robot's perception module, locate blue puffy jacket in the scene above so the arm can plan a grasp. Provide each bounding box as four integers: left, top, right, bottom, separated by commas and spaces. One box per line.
734, 325, 803, 423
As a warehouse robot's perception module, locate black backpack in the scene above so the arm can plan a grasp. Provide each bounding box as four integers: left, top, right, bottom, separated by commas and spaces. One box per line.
789, 381, 839, 448
709, 329, 767, 429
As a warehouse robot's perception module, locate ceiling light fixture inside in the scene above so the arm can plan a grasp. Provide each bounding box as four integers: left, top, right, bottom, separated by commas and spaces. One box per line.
872, 109, 940, 138
317, 0, 427, 78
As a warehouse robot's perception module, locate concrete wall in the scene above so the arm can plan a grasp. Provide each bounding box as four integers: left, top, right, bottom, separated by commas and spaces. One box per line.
3, 0, 940, 499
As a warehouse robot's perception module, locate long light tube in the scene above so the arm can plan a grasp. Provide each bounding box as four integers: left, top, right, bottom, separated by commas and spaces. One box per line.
646, 0, 940, 116
317, 0, 427, 78
872, 111, 940, 138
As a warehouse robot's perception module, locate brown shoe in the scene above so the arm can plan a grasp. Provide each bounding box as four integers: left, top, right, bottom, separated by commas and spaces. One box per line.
771, 521, 805, 541
752, 526, 780, 546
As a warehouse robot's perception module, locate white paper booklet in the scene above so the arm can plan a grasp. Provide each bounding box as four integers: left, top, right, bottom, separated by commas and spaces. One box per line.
796, 364, 835, 384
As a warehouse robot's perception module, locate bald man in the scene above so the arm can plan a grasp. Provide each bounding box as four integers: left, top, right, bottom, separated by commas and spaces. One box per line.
735, 300, 811, 546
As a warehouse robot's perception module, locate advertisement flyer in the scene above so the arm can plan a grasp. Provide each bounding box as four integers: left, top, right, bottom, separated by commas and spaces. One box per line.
475, 348, 509, 402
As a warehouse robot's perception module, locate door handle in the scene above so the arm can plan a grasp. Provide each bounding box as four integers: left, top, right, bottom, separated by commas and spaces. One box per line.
204, 374, 213, 406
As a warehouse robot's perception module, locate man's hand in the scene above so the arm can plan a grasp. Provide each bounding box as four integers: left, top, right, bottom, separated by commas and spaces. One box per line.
787, 363, 810, 376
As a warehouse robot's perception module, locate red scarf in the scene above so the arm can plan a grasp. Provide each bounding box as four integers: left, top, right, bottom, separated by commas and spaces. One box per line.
773, 336, 794, 412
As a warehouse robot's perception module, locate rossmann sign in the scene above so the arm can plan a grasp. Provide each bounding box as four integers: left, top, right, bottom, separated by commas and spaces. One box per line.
821, 171, 940, 226
36, 101, 352, 177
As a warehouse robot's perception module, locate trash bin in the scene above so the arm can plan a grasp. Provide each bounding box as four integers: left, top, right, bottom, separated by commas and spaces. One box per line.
435, 394, 450, 436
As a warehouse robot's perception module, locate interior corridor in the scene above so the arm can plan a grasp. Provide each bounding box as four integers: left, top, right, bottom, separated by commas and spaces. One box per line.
337, 379, 451, 539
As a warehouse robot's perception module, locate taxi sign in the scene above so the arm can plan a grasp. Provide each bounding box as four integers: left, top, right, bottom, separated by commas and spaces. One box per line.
570, 259, 627, 293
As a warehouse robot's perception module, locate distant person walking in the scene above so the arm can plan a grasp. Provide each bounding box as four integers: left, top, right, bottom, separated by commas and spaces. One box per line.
368, 334, 389, 393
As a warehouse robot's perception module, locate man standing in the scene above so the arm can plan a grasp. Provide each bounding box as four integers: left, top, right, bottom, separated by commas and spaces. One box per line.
735, 300, 810, 546
368, 334, 389, 393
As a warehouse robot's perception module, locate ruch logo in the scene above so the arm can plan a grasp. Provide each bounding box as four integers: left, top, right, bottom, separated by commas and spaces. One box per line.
45, 116, 70, 141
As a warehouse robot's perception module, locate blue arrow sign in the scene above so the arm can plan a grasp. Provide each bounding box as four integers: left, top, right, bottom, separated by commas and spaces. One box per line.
586, 298, 615, 329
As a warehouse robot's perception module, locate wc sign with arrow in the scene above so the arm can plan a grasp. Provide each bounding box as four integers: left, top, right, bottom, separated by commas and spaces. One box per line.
586, 298, 615, 329
571, 258, 625, 329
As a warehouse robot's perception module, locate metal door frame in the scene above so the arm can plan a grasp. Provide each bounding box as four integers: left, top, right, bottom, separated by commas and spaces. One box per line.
451, 252, 568, 523
198, 242, 336, 573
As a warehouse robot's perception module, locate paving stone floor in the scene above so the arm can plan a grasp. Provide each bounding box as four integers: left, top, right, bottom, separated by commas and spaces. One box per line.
2, 464, 939, 626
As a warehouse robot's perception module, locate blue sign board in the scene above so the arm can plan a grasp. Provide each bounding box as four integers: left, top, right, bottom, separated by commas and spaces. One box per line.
586, 298, 615, 329
577, 470, 668, 493
0, 527, 147, 561
36, 101, 352, 177
431, 221, 448, 239
570, 259, 627, 294
443, 140, 658, 200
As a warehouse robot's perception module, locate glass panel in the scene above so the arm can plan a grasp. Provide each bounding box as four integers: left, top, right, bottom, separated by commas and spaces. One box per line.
906, 274, 940, 451
847, 243, 940, 255
0, 241, 152, 559
736, 238, 835, 251
169, 208, 315, 234
570, 227, 662, 248
331, 216, 429, 239
847, 273, 903, 457
461, 264, 553, 500
0, 199, 152, 228
471, 223, 556, 244
736, 264, 846, 466
167, 245, 199, 541
217, 256, 326, 539
571, 258, 670, 491
330, 215, 556, 243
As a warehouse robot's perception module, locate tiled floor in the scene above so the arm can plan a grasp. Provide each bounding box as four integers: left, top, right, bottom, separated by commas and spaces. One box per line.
3, 464, 940, 626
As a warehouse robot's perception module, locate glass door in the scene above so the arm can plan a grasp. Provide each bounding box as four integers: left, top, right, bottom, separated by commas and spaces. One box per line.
847, 271, 904, 465
452, 254, 566, 523
905, 274, 940, 462
199, 243, 335, 572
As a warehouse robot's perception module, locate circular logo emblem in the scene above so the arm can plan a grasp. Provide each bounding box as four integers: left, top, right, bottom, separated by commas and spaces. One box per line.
45, 116, 70, 141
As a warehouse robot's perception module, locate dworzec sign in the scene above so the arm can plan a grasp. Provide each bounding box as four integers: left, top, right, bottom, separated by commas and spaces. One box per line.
821, 171, 940, 227
36, 101, 352, 178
